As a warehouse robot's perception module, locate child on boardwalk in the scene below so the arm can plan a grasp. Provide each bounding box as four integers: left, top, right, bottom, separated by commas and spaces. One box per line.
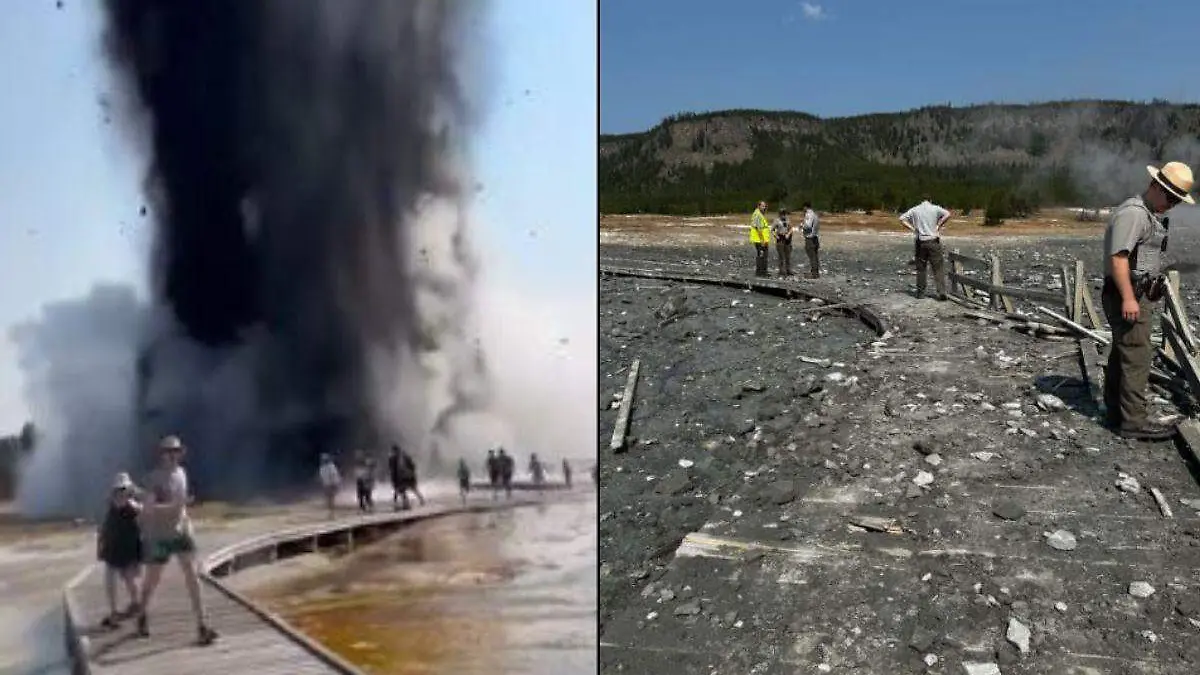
97, 472, 143, 629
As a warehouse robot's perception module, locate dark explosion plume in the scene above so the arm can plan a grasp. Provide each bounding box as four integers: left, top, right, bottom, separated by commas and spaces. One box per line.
98, 0, 488, 499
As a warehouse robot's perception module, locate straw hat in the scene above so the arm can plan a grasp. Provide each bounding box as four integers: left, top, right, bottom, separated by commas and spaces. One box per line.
1147, 162, 1195, 205
112, 472, 134, 491
158, 435, 185, 451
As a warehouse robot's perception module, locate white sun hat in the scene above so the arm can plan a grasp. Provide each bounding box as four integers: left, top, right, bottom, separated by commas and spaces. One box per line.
1147, 162, 1196, 205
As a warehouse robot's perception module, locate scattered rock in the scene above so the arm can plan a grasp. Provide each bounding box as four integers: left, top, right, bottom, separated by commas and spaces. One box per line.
1035, 393, 1066, 411
1129, 581, 1156, 598
1054, 602, 1068, 612
963, 663, 1002, 675
1044, 529, 1077, 551
1141, 630, 1159, 643
765, 480, 797, 505
677, 459, 694, 468
673, 601, 701, 617
971, 451, 996, 461
923, 653, 938, 667
913, 471, 935, 487
924, 453, 943, 467
1181, 498, 1200, 511
1115, 473, 1141, 493
992, 502, 1026, 522
741, 381, 766, 393
1006, 617, 1031, 654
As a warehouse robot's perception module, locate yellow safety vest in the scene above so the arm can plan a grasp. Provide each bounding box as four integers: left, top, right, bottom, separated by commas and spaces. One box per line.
749, 209, 770, 244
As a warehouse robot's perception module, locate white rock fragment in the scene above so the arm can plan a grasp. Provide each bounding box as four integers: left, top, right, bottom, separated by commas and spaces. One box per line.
817, 665, 832, 673
1044, 529, 1077, 551
1141, 630, 1158, 643
677, 459, 694, 468
1054, 602, 1068, 612
923, 653, 939, 667
970, 451, 996, 461
1115, 473, 1141, 493
645, 611, 658, 620
913, 471, 935, 487
1035, 393, 1067, 411
963, 663, 1002, 675
1006, 618, 1031, 654
1129, 581, 1156, 598
924, 453, 943, 467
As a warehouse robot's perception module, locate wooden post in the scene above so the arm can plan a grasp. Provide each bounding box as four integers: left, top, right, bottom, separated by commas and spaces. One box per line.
1072, 260, 1101, 328
1164, 272, 1198, 355
1162, 270, 1180, 365
950, 251, 963, 297
1060, 263, 1073, 317
990, 255, 1014, 313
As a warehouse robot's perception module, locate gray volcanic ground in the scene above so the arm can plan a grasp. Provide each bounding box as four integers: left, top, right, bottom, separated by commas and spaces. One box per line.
599, 232, 1200, 674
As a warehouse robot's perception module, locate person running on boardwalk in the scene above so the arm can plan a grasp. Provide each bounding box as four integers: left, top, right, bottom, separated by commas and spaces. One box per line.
771, 208, 794, 277
749, 201, 772, 277
898, 196, 952, 300
498, 448, 515, 499
318, 453, 341, 519
486, 448, 501, 500
1101, 161, 1195, 441
800, 202, 821, 279
97, 472, 143, 629
389, 444, 426, 510
562, 459, 572, 489
457, 458, 471, 504
134, 435, 218, 646
529, 453, 546, 491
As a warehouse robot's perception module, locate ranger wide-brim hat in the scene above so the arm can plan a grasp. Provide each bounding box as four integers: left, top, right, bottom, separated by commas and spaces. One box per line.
158, 435, 185, 451
112, 472, 134, 490
1148, 162, 1196, 205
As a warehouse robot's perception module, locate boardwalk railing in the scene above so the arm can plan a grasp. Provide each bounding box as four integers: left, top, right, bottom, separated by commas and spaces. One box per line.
62, 489, 574, 675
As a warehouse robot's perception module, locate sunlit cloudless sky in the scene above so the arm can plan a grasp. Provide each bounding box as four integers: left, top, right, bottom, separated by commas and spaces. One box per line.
0, 0, 598, 431
601, 0, 1200, 133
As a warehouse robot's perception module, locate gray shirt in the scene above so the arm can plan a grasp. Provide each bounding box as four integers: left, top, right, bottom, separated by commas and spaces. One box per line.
771, 217, 792, 240
1103, 196, 1167, 278
900, 201, 950, 241
143, 465, 192, 540
801, 208, 820, 238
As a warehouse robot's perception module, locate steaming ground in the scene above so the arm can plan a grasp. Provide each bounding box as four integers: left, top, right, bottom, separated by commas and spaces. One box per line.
600, 228, 1200, 673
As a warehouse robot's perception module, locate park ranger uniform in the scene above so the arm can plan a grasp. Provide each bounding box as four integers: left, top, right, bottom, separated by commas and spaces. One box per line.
1101, 196, 1170, 439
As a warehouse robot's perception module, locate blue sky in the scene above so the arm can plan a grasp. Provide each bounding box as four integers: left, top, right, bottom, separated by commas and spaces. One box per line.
0, 1, 597, 431
601, 0, 1200, 133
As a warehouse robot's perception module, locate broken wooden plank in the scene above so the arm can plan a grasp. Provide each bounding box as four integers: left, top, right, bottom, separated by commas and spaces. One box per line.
1163, 272, 1197, 355
1072, 260, 1102, 329
609, 358, 641, 453
1163, 322, 1200, 398
1035, 305, 1111, 345
948, 251, 989, 268
1148, 486, 1174, 519
1176, 418, 1200, 468
950, 272, 1062, 305
1077, 339, 1105, 409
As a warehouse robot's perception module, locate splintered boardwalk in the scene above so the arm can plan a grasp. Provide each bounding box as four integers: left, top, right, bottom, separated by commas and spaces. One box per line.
70, 522, 349, 675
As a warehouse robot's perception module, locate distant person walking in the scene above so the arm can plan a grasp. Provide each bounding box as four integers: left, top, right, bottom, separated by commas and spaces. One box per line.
389, 445, 426, 511
899, 196, 952, 300
354, 454, 375, 513
800, 202, 821, 279
562, 459, 572, 489
486, 449, 501, 500
318, 453, 340, 519
529, 453, 546, 490
97, 472, 143, 630
749, 201, 772, 277
1101, 161, 1194, 441
771, 208, 793, 277
135, 435, 218, 646
457, 458, 471, 505
498, 448, 515, 499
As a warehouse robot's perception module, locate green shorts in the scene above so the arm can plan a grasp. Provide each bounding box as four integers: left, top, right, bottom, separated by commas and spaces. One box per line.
146, 534, 196, 565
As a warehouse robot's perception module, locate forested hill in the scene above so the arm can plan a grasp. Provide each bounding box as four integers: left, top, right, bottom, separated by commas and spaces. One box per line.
599, 100, 1200, 215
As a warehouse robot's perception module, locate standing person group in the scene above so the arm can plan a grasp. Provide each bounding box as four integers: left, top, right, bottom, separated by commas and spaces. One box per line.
898, 196, 952, 300
1101, 161, 1194, 441
750, 201, 821, 278
486, 447, 515, 499
96, 435, 219, 647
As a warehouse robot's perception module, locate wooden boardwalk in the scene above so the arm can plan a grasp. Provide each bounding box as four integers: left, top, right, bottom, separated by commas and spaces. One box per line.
66, 489, 577, 675
69, 523, 349, 675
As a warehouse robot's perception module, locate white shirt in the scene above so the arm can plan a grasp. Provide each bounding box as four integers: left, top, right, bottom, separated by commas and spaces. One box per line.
319, 462, 341, 488
802, 209, 820, 238
900, 201, 950, 241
